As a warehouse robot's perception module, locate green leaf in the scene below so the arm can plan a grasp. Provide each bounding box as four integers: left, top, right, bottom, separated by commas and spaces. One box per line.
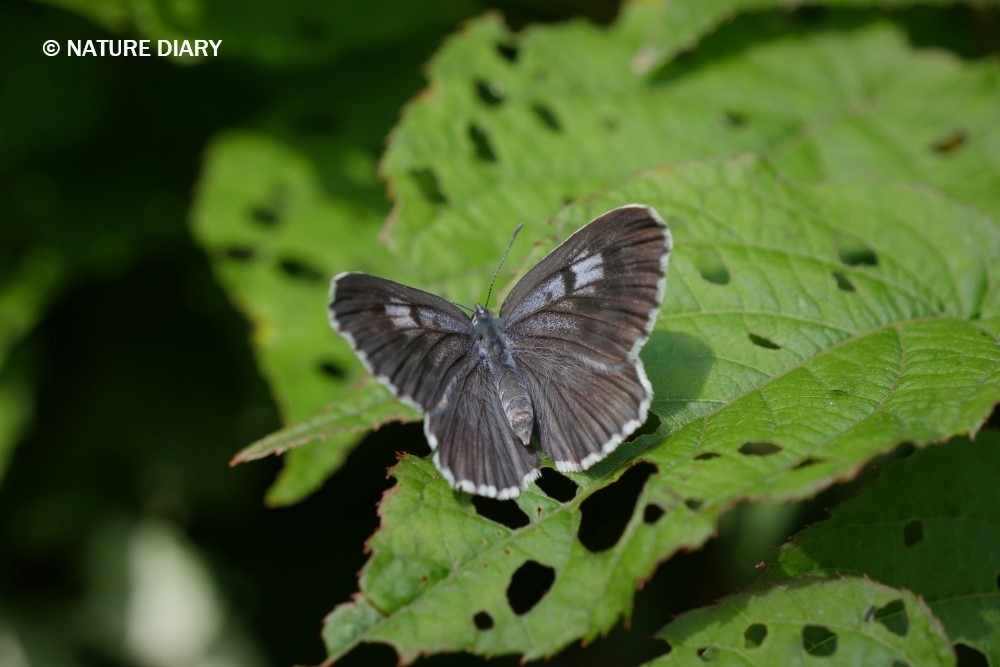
191, 132, 390, 421
190, 132, 402, 503
190, 1, 1000, 502
768, 432, 1000, 664
380, 11, 1000, 300
232, 379, 418, 465
320, 157, 1000, 663
646, 577, 955, 666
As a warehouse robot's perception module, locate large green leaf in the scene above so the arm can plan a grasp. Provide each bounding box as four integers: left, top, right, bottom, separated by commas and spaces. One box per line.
191, 1, 1000, 500
768, 432, 1000, 664
379, 9, 1000, 301
646, 577, 954, 666
319, 157, 1000, 663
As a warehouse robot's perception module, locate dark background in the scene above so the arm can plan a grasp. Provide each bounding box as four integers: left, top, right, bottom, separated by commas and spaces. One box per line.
0, 1, 995, 665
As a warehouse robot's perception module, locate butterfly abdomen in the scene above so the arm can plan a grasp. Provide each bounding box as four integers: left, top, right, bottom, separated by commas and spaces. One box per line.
496, 365, 533, 445
473, 307, 535, 446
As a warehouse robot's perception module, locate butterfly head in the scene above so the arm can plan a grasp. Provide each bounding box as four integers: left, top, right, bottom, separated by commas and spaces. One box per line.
472, 305, 494, 324
472, 304, 505, 337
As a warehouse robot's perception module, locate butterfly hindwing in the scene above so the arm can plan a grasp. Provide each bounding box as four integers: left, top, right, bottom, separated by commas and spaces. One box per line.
328, 273, 475, 411
516, 348, 651, 471
426, 362, 541, 499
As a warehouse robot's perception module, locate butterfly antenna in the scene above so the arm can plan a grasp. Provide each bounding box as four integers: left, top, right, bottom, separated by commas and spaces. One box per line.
484, 223, 523, 309
452, 301, 475, 314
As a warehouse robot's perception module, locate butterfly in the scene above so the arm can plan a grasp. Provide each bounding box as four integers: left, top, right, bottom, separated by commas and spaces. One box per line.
328, 204, 671, 499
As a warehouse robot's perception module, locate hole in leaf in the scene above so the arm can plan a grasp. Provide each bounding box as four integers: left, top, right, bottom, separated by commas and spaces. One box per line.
723, 110, 747, 128
496, 41, 518, 63
634, 412, 661, 438
250, 204, 280, 226
930, 129, 966, 155
738, 442, 782, 457
278, 258, 324, 283
748, 333, 781, 350
832, 271, 856, 292
473, 611, 493, 630
318, 361, 346, 380
695, 452, 720, 461
903, 520, 924, 547
697, 646, 720, 661
744, 623, 767, 648
532, 103, 562, 131
691, 247, 730, 285
506, 560, 555, 615
603, 117, 618, 131
793, 457, 823, 470
562, 195, 575, 206
224, 246, 256, 261
410, 167, 448, 205
341, 641, 397, 666
475, 79, 504, 107
472, 496, 529, 530
802, 624, 838, 656
685, 498, 704, 511
956, 643, 988, 667
578, 462, 656, 552
249, 186, 288, 227
837, 238, 879, 267
873, 599, 909, 636
643, 504, 664, 524
469, 124, 498, 162
891, 662, 908, 667
535, 468, 577, 502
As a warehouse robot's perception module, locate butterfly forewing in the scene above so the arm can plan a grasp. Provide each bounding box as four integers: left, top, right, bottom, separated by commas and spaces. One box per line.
501, 205, 670, 365
328, 273, 475, 410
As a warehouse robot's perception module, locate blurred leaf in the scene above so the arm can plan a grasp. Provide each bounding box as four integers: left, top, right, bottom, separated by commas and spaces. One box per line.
0, 252, 64, 485
320, 157, 1000, 664
0, 355, 34, 485
646, 577, 954, 666
192, 132, 390, 421
36, 0, 479, 66
232, 379, 417, 464
190, 132, 406, 503
768, 432, 1000, 664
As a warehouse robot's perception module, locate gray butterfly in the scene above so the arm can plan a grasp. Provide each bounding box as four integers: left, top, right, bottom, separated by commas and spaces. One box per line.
328, 204, 671, 499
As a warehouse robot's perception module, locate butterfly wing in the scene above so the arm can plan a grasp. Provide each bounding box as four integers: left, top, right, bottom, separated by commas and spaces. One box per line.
500, 204, 671, 470
426, 362, 541, 499
329, 272, 541, 497
328, 272, 476, 411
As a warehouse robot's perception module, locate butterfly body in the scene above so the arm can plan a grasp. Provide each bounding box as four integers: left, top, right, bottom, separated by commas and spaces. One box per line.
329, 204, 671, 499
472, 305, 534, 446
